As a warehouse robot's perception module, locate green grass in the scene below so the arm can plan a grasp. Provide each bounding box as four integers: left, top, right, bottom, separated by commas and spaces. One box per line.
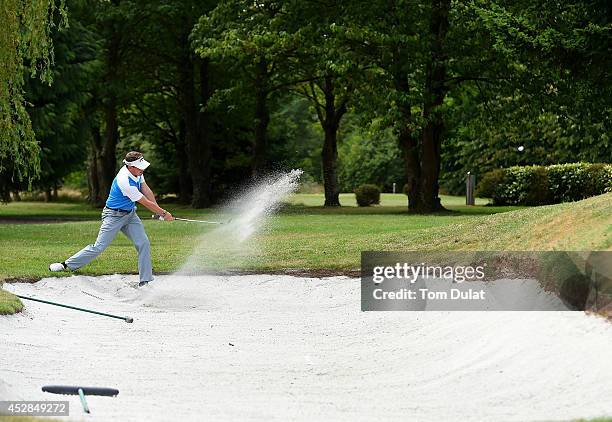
0, 193, 494, 220
0, 288, 23, 315
0, 193, 609, 282
571, 419, 612, 422
0, 200, 201, 220
0, 194, 522, 281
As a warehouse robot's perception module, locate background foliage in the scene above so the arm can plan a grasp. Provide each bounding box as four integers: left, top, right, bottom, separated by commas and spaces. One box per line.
1, 0, 610, 208
476, 162, 612, 205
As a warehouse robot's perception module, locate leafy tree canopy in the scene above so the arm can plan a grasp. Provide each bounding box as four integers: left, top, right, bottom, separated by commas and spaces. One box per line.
0, 0, 67, 197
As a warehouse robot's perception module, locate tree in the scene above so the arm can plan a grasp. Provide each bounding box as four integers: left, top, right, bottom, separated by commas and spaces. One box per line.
0, 0, 67, 200
337, 118, 405, 193
24, 4, 99, 200
193, 0, 307, 178
288, 2, 363, 206
128, 0, 218, 208
297, 76, 352, 206
81, 0, 139, 206
266, 94, 322, 182
338, 0, 450, 211
440, 0, 611, 194
340, 0, 612, 212
196, 1, 365, 207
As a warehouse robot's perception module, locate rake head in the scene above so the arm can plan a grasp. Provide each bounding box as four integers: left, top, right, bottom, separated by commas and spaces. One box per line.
42, 385, 119, 396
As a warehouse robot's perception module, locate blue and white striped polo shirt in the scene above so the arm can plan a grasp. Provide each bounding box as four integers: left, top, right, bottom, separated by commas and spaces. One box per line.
105, 166, 145, 211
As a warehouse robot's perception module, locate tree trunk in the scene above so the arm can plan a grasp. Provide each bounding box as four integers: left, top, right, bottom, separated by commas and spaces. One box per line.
178, 46, 211, 208
417, 0, 451, 212
177, 118, 192, 204
392, 53, 420, 211
194, 57, 212, 206
87, 125, 102, 206
319, 76, 346, 207
178, 58, 200, 206
419, 117, 444, 212
97, 96, 119, 203
90, 12, 122, 207
251, 58, 270, 178
322, 124, 340, 206
398, 119, 420, 211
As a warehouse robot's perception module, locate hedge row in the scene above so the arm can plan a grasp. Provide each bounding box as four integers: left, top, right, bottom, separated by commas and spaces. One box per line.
476, 163, 612, 206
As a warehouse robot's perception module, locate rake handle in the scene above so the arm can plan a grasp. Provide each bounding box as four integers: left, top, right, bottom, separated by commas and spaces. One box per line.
17, 295, 133, 323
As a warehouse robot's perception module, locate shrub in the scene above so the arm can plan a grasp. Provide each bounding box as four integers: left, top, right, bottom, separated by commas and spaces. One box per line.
354, 184, 381, 207
586, 163, 612, 195
504, 166, 551, 206
477, 163, 612, 206
475, 169, 507, 204
548, 163, 592, 202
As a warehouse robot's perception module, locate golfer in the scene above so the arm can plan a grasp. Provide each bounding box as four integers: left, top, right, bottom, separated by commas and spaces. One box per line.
49, 151, 173, 286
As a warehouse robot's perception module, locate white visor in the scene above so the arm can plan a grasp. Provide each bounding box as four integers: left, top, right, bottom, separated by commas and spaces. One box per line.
123, 156, 150, 170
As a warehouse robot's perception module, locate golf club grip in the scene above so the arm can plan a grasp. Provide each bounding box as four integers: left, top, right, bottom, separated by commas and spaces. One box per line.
42, 385, 119, 396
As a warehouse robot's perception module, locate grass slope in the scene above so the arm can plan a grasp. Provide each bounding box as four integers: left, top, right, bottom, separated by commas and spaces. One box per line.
418, 192, 612, 251
0, 288, 23, 315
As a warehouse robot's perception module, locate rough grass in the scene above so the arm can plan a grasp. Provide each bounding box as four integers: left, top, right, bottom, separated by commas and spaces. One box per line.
417, 192, 612, 251
0, 288, 23, 315
572, 419, 612, 422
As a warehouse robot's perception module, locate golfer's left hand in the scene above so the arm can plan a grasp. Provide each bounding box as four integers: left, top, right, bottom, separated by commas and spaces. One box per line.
163, 211, 174, 221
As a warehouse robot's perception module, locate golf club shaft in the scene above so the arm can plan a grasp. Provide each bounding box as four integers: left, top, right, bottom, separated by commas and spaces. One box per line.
152, 214, 223, 224
17, 295, 133, 323
175, 217, 223, 224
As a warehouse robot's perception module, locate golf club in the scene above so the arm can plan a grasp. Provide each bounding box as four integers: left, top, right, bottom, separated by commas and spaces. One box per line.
152, 214, 227, 224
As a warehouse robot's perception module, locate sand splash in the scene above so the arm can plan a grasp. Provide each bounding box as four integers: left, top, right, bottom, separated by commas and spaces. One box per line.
177, 169, 303, 273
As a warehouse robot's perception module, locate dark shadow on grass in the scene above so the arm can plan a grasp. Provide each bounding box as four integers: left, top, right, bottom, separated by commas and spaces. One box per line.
440, 206, 525, 216
0, 217, 97, 224
278, 203, 523, 216
0, 201, 524, 222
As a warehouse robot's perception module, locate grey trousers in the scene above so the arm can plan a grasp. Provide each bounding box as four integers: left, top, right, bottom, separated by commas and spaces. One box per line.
65, 207, 153, 282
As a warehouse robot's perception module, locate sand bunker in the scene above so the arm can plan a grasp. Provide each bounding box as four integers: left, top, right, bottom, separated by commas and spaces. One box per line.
2, 274, 612, 421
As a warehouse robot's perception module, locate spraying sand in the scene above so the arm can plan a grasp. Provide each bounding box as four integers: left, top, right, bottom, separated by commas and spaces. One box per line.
179, 169, 303, 273
2, 274, 612, 421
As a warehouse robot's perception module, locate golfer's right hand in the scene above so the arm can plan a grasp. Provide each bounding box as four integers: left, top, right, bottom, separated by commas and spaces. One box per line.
163, 211, 174, 221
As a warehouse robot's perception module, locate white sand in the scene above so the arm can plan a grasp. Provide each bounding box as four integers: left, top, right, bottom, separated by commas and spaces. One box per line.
2, 274, 612, 421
